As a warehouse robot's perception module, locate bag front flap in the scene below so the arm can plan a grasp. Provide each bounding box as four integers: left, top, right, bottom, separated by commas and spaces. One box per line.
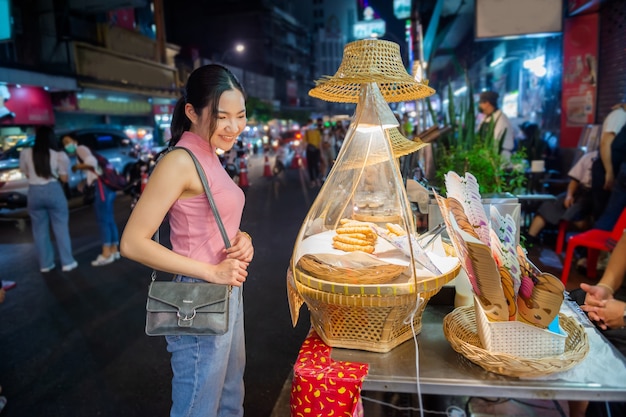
147, 282, 228, 317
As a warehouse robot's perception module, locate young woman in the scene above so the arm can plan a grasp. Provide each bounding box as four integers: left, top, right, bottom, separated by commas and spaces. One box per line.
62, 133, 120, 266
120, 64, 254, 417
19, 126, 77, 272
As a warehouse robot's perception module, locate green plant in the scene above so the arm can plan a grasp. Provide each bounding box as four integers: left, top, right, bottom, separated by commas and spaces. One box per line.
432, 78, 526, 195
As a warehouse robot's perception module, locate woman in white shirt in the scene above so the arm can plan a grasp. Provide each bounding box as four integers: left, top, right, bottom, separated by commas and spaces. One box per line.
19, 126, 77, 272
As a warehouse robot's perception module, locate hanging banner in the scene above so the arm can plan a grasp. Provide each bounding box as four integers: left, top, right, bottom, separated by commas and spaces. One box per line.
560, 13, 599, 148
108, 8, 135, 31
0, 84, 55, 125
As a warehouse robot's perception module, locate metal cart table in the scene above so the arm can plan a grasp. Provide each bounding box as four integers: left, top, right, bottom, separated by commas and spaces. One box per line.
331, 303, 626, 402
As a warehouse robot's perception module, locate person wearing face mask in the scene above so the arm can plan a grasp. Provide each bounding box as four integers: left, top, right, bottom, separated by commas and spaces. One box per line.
120, 64, 254, 417
477, 91, 515, 160
19, 126, 78, 273
62, 133, 120, 266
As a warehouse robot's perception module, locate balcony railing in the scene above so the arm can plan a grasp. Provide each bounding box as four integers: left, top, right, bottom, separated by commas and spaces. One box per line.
73, 41, 179, 97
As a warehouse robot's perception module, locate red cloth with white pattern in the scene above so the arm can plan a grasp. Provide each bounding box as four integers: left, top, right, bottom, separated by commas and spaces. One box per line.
290, 330, 369, 417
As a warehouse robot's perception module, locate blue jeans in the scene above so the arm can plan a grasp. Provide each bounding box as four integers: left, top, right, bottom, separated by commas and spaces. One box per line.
27, 181, 76, 268
166, 277, 245, 417
595, 162, 626, 231
93, 181, 119, 246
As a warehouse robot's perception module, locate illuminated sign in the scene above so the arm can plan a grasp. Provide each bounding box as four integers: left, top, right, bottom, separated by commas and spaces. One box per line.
394, 0, 411, 19
0, 0, 11, 42
0, 85, 55, 126
353, 19, 386, 39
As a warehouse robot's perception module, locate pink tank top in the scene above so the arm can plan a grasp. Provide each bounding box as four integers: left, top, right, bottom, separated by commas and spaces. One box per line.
168, 132, 245, 265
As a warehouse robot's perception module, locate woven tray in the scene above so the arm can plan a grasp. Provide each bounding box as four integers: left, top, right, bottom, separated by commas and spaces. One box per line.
443, 306, 589, 378
294, 260, 460, 295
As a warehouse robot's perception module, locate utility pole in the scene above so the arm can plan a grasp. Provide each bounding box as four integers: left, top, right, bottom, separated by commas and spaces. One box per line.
153, 0, 167, 65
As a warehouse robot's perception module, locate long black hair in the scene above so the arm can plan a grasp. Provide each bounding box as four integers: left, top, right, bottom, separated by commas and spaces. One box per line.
170, 64, 245, 146
32, 126, 57, 179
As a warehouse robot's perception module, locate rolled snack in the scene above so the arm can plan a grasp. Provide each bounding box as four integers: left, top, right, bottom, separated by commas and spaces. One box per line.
333, 234, 373, 247
336, 225, 376, 237
386, 222, 406, 236
332, 240, 375, 254
373, 226, 442, 275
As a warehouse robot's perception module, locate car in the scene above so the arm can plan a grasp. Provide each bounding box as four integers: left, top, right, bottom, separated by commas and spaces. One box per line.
58, 127, 141, 180
279, 130, 303, 150
0, 127, 141, 209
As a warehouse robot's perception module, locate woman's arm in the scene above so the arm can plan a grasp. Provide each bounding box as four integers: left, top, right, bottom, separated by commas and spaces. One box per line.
120, 150, 248, 286
580, 231, 626, 327
19, 148, 30, 178
57, 151, 70, 183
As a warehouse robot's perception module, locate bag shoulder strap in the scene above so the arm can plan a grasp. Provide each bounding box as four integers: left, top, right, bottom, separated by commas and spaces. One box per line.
151, 146, 232, 281
174, 146, 231, 249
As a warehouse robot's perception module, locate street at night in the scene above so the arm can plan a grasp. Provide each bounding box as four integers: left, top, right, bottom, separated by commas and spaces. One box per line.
0, 156, 313, 417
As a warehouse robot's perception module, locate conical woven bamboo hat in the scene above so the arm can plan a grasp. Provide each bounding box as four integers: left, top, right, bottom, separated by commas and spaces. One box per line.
309, 39, 435, 103
389, 127, 428, 157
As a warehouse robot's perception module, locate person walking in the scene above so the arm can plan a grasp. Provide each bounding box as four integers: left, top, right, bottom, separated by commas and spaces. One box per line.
19, 126, 77, 273
120, 64, 254, 417
304, 118, 323, 187
62, 133, 120, 266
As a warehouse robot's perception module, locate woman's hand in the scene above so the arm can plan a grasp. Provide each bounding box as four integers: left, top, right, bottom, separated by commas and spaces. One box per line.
225, 231, 254, 263
581, 282, 614, 305
580, 282, 615, 326
213, 258, 248, 287
581, 299, 626, 330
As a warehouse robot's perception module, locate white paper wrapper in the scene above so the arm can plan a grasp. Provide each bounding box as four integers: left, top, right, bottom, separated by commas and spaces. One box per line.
295, 231, 456, 278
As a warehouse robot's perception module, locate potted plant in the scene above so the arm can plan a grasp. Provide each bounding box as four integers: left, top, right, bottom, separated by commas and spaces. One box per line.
429, 77, 527, 196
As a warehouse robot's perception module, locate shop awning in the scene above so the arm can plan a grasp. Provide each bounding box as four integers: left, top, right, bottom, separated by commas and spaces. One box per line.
0, 67, 78, 91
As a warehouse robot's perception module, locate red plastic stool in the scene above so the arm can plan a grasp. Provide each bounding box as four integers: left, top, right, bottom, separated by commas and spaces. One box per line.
561, 208, 626, 286
555, 220, 569, 255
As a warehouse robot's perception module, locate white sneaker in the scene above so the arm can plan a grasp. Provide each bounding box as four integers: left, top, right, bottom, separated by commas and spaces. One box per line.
40, 264, 55, 273
62, 261, 78, 272
113, 252, 121, 260
91, 254, 115, 267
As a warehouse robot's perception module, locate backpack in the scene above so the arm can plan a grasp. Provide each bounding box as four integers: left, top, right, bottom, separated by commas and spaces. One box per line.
92, 152, 128, 191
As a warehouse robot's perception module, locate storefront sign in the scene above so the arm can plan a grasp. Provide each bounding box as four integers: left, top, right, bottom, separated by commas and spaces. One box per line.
353, 19, 386, 39
76, 93, 151, 115
0, 84, 55, 125
152, 104, 175, 115
393, 0, 411, 20
560, 13, 599, 147
51, 91, 78, 111
0, 0, 11, 41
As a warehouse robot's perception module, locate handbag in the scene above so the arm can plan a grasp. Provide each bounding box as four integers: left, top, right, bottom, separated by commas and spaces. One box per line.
145, 147, 232, 336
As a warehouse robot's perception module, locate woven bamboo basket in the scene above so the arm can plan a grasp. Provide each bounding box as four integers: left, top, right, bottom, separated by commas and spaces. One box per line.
294, 259, 460, 353
443, 306, 589, 378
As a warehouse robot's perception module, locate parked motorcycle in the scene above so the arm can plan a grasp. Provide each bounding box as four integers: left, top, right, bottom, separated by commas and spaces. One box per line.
127, 147, 161, 209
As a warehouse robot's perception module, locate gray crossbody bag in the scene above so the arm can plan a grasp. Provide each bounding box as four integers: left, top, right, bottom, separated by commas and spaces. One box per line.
145, 147, 232, 336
